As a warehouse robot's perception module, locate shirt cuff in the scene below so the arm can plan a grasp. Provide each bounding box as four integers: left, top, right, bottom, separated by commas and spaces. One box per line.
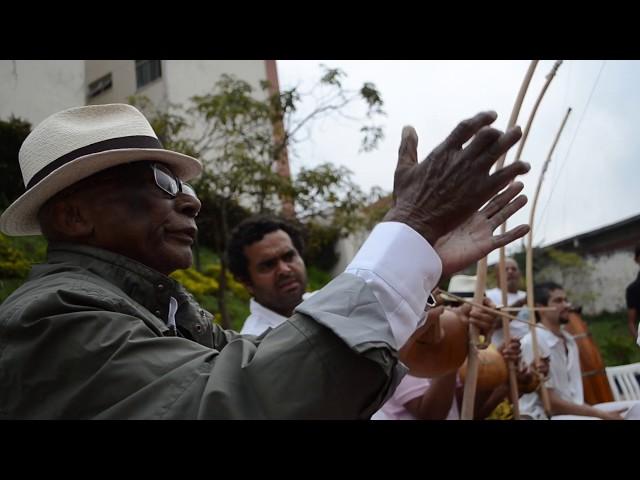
345, 221, 442, 346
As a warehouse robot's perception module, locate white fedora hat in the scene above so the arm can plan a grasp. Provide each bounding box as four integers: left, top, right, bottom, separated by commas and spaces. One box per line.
448, 274, 477, 297
0, 103, 202, 236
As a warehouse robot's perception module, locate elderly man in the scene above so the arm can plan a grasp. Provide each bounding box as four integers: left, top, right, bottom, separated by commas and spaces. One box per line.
485, 257, 529, 347
486, 257, 526, 308
0, 103, 530, 419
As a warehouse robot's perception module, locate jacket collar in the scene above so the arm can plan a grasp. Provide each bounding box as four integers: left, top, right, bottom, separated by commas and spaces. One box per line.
42, 242, 190, 320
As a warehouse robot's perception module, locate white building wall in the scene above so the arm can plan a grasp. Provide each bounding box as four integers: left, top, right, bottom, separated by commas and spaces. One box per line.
164, 60, 268, 107
540, 248, 638, 315
0, 60, 85, 125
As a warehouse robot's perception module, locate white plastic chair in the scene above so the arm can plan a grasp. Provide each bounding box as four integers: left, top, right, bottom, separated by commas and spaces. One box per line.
605, 362, 640, 401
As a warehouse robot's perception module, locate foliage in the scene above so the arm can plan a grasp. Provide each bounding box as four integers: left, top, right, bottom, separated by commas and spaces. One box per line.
0, 116, 31, 210
0, 233, 46, 279
129, 66, 387, 327
585, 311, 640, 366
306, 265, 333, 293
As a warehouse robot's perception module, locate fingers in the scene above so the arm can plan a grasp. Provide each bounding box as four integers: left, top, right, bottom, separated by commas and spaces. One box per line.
486, 160, 531, 197
396, 126, 419, 171
461, 126, 502, 161
469, 308, 498, 334
490, 194, 529, 229
492, 224, 530, 250
426, 305, 445, 321
443, 111, 498, 149
502, 338, 522, 362
457, 303, 472, 317
477, 126, 523, 171
480, 181, 525, 218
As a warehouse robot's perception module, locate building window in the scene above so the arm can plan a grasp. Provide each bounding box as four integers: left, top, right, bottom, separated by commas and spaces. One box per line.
135, 60, 162, 89
87, 73, 113, 99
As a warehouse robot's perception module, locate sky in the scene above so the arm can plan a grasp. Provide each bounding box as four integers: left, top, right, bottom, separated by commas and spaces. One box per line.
277, 60, 640, 262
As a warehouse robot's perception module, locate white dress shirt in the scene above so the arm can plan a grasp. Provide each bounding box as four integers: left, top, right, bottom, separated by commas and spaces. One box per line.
344, 222, 442, 348
240, 293, 314, 336
519, 327, 583, 420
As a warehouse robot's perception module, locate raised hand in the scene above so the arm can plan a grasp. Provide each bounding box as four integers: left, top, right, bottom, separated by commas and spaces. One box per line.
434, 182, 529, 277
385, 111, 530, 246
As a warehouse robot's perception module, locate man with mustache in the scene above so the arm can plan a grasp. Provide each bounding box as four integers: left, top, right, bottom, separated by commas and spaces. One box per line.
227, 215, 312, 336
519, 281, 636, 420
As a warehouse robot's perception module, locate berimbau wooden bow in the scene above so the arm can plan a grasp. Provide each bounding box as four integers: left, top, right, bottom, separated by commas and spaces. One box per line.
460, 60, 539, 420
497, 60, 563, 419
525, 106, 572, 417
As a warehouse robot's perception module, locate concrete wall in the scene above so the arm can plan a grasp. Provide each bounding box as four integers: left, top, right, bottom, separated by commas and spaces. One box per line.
164, 60, 268, 107
539, 247, 638, 314
0, 60, 85, 125
85, 60, 167, 106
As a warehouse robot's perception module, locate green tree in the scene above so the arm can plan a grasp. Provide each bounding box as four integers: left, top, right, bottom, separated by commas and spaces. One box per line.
0, 116, 31, 210
132, 66, 386, 328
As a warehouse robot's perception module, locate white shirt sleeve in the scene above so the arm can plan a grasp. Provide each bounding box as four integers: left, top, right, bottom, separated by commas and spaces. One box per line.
345, 221, 442, 348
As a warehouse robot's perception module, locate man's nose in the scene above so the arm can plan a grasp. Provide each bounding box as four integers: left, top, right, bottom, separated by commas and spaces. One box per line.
175, 192, 201, 218
276, 259, 292, 274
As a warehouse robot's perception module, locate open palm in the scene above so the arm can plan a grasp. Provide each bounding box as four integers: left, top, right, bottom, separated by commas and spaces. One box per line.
434, 182, 529, 277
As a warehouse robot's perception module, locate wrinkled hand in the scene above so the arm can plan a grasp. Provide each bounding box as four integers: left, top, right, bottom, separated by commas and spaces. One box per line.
434, 182, 529, 277
384, 111, 530, 245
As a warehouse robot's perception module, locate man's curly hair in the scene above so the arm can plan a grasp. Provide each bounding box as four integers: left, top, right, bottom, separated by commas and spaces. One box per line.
226, 215, 305, 283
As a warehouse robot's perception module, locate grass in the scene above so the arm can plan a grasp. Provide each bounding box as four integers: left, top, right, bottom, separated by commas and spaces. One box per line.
583, 311, 640, 367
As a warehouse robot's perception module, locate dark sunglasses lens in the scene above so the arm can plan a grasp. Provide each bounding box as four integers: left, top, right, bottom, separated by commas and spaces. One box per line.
181, 183, 197, 198
154, 165, 179, 196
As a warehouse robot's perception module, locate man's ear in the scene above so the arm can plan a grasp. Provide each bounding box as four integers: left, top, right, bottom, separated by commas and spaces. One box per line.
49, 199, 94, 238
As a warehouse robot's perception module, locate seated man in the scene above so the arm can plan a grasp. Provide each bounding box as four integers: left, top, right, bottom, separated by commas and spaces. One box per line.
0, 104, 530, 419
485, 258, 529, 347
374, 275, 545, 420
226, 215, 313, 336
519, 281, 640, 420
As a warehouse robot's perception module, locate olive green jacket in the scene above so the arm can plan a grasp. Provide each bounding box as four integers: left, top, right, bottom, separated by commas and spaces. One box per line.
0, 243, 403, 419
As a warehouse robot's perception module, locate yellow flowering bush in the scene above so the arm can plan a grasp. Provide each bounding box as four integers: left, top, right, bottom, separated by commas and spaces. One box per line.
0, 233, 32, 278
203, 264, 250, 301
170, 267, 219, 301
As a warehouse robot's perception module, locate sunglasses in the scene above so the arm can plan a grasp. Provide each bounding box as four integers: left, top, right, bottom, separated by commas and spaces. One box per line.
151, 162, 197, 199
